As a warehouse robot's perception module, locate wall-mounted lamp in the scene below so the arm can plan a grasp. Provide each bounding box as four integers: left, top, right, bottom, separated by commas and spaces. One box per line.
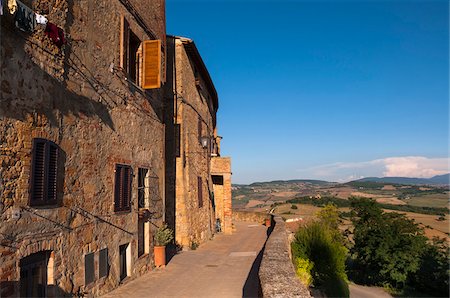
200, 136, 210, 149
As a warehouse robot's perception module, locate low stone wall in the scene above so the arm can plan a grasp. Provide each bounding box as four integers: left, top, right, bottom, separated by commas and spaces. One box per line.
232, 210, 268, 224
259, 216, 311, 298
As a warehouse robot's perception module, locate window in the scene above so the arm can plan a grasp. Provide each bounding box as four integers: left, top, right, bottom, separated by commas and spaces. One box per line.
99, 248, 109, 279
120, 16, 161, 89
84, 253, 94, 285
137, 168, 149, 209
114, 164, 132, 212
198, 176, 203, 208
30, 138, 59, 206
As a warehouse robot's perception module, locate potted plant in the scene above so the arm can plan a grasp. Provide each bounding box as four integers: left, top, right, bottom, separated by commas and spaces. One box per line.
154, 223, 174, 267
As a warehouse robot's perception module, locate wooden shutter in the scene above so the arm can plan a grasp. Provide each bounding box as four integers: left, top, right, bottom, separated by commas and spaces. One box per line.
123, 166, 131, 211
30, 139, 59, 206
120, 16, 129, 72
114, 165, 122, 211
85, 253, 95, 285
31, 139, 46, 204
141, 40, 161, 89
47, 143, 58, 203
99, 248, 109, 278
198, 176, 203, 208
114, 164, 132, 212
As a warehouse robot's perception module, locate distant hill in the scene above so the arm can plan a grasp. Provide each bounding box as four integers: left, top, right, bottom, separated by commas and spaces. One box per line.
353, 174, 449, 185
246, 179, 332, 187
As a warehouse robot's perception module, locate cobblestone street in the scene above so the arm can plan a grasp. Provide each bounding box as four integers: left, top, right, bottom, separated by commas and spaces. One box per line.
102, 221, 267, 298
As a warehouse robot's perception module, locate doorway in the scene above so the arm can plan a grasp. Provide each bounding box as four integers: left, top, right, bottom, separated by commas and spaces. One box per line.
20, 251, 52, 297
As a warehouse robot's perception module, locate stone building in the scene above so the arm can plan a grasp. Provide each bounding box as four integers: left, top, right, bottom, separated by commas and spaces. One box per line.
164, 36, 232, 249
0, 0, 166, 296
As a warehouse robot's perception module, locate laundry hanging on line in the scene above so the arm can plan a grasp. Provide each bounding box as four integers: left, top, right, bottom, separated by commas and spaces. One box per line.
35, 13, 47, 25
45, 22, 66, 48
14, 0, 36, 32
7, 0, 16, 14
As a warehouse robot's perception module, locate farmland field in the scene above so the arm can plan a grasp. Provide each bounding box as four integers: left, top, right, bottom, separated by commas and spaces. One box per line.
406, 193, 449, 208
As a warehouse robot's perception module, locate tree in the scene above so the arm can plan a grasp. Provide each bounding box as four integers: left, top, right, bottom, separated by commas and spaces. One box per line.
349, 197, 427, 288
411, 237, 450, 297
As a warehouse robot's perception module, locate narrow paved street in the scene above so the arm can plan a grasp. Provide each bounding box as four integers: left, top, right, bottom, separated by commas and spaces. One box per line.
349, 284, 393, 298
102, 221, 267, 298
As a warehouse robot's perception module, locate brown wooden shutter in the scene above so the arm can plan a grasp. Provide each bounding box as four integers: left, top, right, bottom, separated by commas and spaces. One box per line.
114, 164, 132, 212
198, 176, 203, 208
120, 16, 129, 72
114, 165, 122, 211
47, 143, 58, 203
123, 167, 131, 210
31, 139, 46, 204
85, 253, 95, 285
99, 248, 109, 278
141, 40, 161, 89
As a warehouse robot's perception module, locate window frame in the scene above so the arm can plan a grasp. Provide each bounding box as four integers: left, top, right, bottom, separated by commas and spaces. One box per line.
29, 138, 59, 207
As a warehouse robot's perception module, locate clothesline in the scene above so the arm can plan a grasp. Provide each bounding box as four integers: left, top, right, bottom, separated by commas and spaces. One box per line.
4, 0, 66, 48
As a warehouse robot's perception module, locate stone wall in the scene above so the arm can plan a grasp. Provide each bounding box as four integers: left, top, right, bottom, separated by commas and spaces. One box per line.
1, 0, 166, 296
233, 210, 268, 224
259, 216, 311, 298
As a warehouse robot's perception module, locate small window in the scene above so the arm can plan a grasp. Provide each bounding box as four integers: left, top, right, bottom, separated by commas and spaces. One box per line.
114, 164, 132, 212
30, 138, 60, 206
99, 248, 109, 278
198, 176, 203, 208
84, 253, 95, 285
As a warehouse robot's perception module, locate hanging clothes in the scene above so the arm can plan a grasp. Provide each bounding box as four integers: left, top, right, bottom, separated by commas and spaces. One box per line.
7, 0, 16, 14
35, 13, 47, 25
14, 0, 36, 32
44, 22, 66, 48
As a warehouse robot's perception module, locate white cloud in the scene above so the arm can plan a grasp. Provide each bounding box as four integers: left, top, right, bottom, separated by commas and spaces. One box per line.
383, 156, 449, 178
296, 156, 449, 182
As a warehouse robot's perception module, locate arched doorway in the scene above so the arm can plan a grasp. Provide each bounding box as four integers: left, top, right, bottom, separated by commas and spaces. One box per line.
20, 250, 54, 297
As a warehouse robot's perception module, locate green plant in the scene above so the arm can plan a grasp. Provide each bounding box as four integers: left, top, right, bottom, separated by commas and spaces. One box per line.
292, 221, 349, 297
190, 240, 199, 250
295, 257, 313, 286
154, 223, 174, 246
349, 197, 427, 288
291, 204, 298, 209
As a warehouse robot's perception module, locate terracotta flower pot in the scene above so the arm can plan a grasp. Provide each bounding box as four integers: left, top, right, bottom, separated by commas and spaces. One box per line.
154, 245, 166, 267
265, 218, 271, 227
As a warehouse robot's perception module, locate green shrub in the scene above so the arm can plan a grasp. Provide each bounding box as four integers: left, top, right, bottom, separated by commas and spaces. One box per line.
295, 257, 313, 286
292, 221, 349, 297
291, 204, 298, 209
154, 223, 174, 246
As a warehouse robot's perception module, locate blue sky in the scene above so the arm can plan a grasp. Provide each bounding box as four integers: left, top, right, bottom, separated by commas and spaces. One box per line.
166, 0, 449, 183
